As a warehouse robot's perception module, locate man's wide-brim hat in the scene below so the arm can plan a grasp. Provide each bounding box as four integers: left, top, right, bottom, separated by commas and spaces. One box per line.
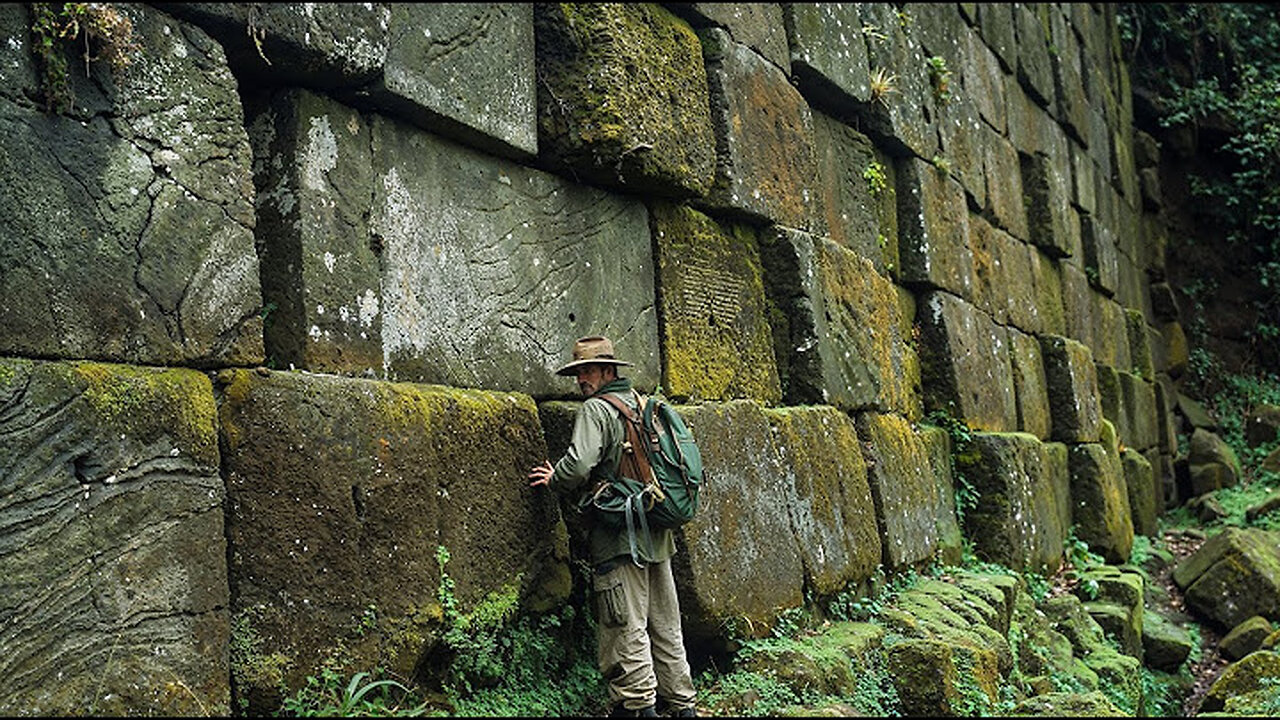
555, 335, 632, 376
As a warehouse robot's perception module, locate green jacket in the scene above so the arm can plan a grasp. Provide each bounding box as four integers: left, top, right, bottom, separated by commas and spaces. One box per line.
548, 378, 676, 566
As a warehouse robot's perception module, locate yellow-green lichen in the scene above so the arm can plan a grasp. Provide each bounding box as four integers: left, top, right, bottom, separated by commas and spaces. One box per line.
74, 361, 218, 463
230, 609, 294, 701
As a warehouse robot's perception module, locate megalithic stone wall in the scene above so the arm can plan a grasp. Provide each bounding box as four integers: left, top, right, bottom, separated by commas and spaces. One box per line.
0, 2, 1193, 714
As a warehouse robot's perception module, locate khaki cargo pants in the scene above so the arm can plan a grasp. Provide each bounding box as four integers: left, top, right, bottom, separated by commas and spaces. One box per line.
594, 558, 697, 712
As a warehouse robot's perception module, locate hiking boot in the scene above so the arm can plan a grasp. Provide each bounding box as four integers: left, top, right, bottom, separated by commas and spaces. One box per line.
609, 703, 659, 717
671, 708, 697, 718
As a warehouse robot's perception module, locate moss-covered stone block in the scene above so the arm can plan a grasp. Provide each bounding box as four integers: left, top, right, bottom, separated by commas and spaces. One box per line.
1081, 213, 1120, 297
856, 412, 960, 571
1173, 528, 1280, 630
760, 229, 920, 417
1082, 600, 1143, 660
216, 368, 565, 711
766, 406, 881, 596
0, 358, 228, 716
1089, 294, 1131, 371
1122, 447, 1158, 537
1201, 650, 1280, 713
673, 401, 805, 638
956, 432, 1069, 573
1068, 435, 1135, 565
1125, 308, 1155, 380
1221, 616, 1275, 661
1041, 334, 1104, 443
1028, 245, 1068, 337
919, 291, 1017, 432
1120, 372, 1159, 452
886, 638, 999, 717
1142, 610, 1194, 671
1095, 363, 1125, 442
700, 27, 823, 230
652, 203, 780, 403
1008, 327, 1052, 439
1187, 428, 1242, 496
898, 158, 975, 301
534, 3, 713, 195
1008, 691, 1125, 717
811, 111, 899, 276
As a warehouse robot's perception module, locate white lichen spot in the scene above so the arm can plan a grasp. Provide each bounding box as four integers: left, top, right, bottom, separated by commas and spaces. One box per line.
302, 115, 339, 191
324, 251, 337, 273
357, 289, 379, 327
316, 304, 325, 315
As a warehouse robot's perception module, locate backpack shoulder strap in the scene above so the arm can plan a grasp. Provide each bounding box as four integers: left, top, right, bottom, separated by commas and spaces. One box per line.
597, 391, 641, 425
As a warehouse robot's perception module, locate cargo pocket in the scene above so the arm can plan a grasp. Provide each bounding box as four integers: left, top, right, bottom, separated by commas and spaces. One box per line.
593, 572, 627, 628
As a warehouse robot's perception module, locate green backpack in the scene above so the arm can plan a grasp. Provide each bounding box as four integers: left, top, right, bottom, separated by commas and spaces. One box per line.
587, 390, 704, 565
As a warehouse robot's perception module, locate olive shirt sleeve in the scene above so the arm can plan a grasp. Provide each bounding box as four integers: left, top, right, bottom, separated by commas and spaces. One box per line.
548, 397, 617, 495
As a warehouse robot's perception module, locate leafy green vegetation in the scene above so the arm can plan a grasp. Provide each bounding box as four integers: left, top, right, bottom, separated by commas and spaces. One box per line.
281, 670, 426, 718
1119, 3, 1280, 358
29, 2, 139, 113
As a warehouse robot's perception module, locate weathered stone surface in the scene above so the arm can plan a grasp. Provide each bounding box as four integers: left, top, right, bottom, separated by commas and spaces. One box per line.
1122, 447, 1158, 537
918, 292, 1017, 432
783, 3, 869, 110
886, 638, 1000, 717
217, 368, 565, 711
0, 3, 263, 367
1060, 262, 1095, 348
1201, 649, 1280, 713
1028, 246, 1068, 336
812, 111, 898, 275
976, 4, 1016, 75
1009, 691, 1125, 717
535, 3, 713, 194
965, 23, 1008, 134
1120, 372, 1159, 451
370, 114, 659, 394
700, 27, 822, 230
1096, 363, 1125, 443
898, 158, 975, 300
856, 412, 961, 571
1041, 334, 1103, 443
1014, 4, 1056, 109
1125, 308, 1155, 380
767, 406, 881, 596
1221, 616, 1275, 661
679, 3, 790, 71
248, 88, 381, 376
956, 432, 1070, 573
1089, 293, 1132, 370
981, 123, 1028, 240
937, 91, 988, 211
1081, 212, 1120, 297
1084, 600, 1142, 660
1160, 321, 1190, 378
1173, 527, 1280, 630
1188, 428, 1242, 496
856, 3, 940, 159
652, 203, 780, 403
919, 425, 965, 566
1022, 150, 1076, 258
1142, 609, 1194, 671
164, 3, 388, 88
968, 213, 1006, 324
0, 358, 228, 716
672, 401, 805, 637
1068, 433, 1135, 564
1048, 5, 1088, 144
1245, 404, 1280, 448
760, 229, 920, 417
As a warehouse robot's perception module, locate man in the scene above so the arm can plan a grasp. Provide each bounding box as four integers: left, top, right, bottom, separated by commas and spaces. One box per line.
529, 336, 698, 718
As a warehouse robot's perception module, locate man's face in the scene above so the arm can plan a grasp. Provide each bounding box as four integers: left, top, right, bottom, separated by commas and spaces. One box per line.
574, 364, 609, 396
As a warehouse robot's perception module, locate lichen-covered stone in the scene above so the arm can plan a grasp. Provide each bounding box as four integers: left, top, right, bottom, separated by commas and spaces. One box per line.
1173, 528, 1280, 630
886, 638, 999, 716
918, 291, 1017, 432
1027, 245, 1069, 336
1081, 212, 1120, 297
216, 368, 565, 712
760, 229, 920, 417
1041, 334, 1104, 443
672, 401, 805, 638
1122, 447, 1158, 537
766, 406, 881, 596
937, 91, 988, 212
700, 27, 822, 230
856, 4, 939, 160
1008, 691, 1125, 717
856, 412, 961, 571
1142, 609, 1194, 671
1120, 372, 1159, 451
248, 88, 381, 376
1096, 362, 1124, 443
898, 158, 975, 300
0, 358, 228, 716
1187, 428, 1242, 496
1089, 294, 1132, 370
535, 3, 713, 193
0, 4, 263, 367
1125, 308, 1155, 380
1068, 435, 1135, 564
652, 203, 780, 403
783, 3, 869, 111
1200, 649, 1280, 713
1220, 616, 1275, 661
1022, 150, 1076, 259
1082, 600, 1142, 660
811, 111, 899, 275
369, 113, 660, 395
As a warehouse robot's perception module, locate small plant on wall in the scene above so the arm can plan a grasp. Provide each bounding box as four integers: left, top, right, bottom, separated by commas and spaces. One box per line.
927, 55, 953, 104
869, 66, 898, 108
29, 2, 139, 113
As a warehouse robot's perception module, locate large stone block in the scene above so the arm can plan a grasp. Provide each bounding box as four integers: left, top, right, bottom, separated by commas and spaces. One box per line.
672, 401, 805, 637
812, 111, 898, 276
965, 23, 1008, 134
980, 123, 1028, 240
956, 432, 1069, 574
783, 3, 869, 111
1068, 429, 1135, 565
1125, 308, 1155, 380
1049, 6, 1088, 144
534, 3, 713, 195
918, 291, 1017, 432
1014, 4, 1055, 109
1041, 334, 1104, 443
251, 88, 660, 393
1021, 150, 1076, 259
767, 406, 881, 596
1090, 293, 1132, 370
217, 368, 565, 711
1027, 246, 1068, 337
898, 157, 976, 301
676, 3, 790, 71
856, 412, 961, 572
700, 27, 822, 231
1122, 448, 1158, 537
1060, 261, 1095, 347
652, 204, 780, 403
1008, 327, 1052, 440
1081, 212, 1120, 297
1173, 527, 1280, 630
0, 358, 228, 716
760, 229, 920, 418
937, 90, 987, 211
1121, 372, 1160, 452
0, 4, 263, 367
855, 4, 940, 160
